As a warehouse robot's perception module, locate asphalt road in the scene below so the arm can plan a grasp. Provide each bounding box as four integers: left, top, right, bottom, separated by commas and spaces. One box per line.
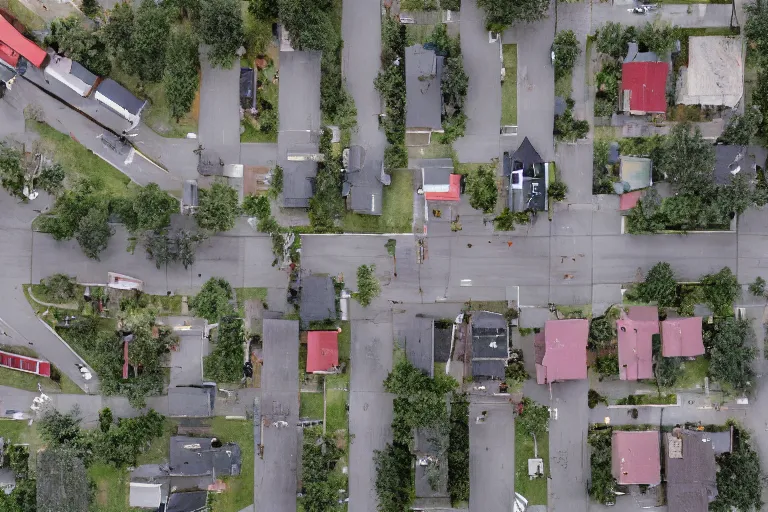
468, 401, 516, 512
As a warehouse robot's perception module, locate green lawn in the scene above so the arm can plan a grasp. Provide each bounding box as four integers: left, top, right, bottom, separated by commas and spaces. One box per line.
240, 118, 277, 143
406, 24, 436, 45
409, 140, 454, 159
145, 294, 184, 315
325, 389, 348, 433
89, 463, 131, 512
556, 304, 592, 319
209, 418, 254, 512
342, 169, 413, 233
235, 287, 268, 316
501, 45, 518, 125
555, 70, 573, 99
325, 371, 349, 390
109, 65, 199, 138
465, 300, 509, 314
30, 122, 134, 197
29, 283, 83, 307
300, 391, 324, 419
514, 422, 549, 505
338, 320, 351, 362
456, 162, 493, 175
675, 357, 710, 390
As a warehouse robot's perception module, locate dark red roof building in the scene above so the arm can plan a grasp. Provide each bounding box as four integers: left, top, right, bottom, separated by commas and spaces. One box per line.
306, 330, 339, 373
534, 319, 588, 384
424, 173, 460, 202
617, 306, 659, 381
0, 15, 48, 68
661, 317, 704, 357
612, 431, 661, 485
621, 61, 669, 115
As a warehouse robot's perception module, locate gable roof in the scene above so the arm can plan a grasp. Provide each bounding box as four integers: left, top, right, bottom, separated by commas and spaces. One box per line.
623, 42, 659, 63
300, 274, 336, 324
306, 330, 339, 373
70, 61, 97, 86
406, 45, 443, 131
665, 430, 718, 512
661, 317, 704, 357
346, 153, 384, 216
617, 307, 659, 381
169, 437, 241, 478
96, 79, 147, 115
621, 61, 669, 114
504, 137, 544, 176
400, 316, 435, 377
620, 156, 653, 191
167, 491, 208, 512
471, 311, 508, 359
535, 319, 588, 384
281, 159, 317, 208
611, 431, 661, 485
0, 15, 48, 68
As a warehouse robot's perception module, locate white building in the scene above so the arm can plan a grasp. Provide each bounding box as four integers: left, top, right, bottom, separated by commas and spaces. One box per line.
44, 53, 97, 97
94, 78, 147, 128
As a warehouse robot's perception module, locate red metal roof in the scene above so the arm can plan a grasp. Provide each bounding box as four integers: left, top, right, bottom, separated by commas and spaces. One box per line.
621, 61, 669, 114
617, 315, 658, 381
661, 317, 704, 357
611, 431, 661, 485
307, 330, 339, 373
535, 319, 588, 384
425, 174, 460, 202
0, 42, 19, 67
0, 14, 48, 68
619, 190, 643, 211
628, 306, 659, 323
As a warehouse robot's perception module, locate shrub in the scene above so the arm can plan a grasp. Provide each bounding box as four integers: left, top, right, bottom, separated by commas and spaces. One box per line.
548, 180, 568, 202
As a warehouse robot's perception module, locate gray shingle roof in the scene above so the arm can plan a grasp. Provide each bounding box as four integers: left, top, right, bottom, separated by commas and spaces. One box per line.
70, 61, 97, 86
167, 491, 208, 512
472, 359, 505, 379
406, 45, 443, 131
169, 437, 241, 478
281, 159, 317, 208
346, 151, 384, 215
472, 311, 508, 359
665, 430, 718, 512
714, 145, 757, 185
300, 275, 336, 324
95, 79, 146, 115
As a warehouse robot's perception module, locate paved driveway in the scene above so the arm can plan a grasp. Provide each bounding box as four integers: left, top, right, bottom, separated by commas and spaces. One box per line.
278, 51, 322, 137
468, 400, 516, 511
198, 47, 241, 162
549, 379, 589, 512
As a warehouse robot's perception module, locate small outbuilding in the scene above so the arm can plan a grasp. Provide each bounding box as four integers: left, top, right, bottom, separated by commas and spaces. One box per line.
94, 79, 147, 127
44, 54, 98, 97
306, 330, 339, 374
619, 156, 653, 191
129, 482, 166, 509
611, 430, 661, 485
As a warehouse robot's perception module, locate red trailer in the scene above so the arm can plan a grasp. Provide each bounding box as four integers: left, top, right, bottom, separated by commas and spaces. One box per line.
0, 349, 51, 377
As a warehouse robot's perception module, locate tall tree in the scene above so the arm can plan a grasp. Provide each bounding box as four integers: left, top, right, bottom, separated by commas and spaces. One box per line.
476, 0, 550, 32
701, 267, 741, 317
80, 0, 101, 18
165, 27, 200, 120
517, 397, 549, 435
637, 262, 677, 308
46, 16, 112, 76
707, 318, 756, 391
465, 164, 498, 213
279, 0, 336, 52
745, 1, 768, 59
119, 182, 178, 233
354, 264, 381, 307
195, 182, 240, 232
595, 22, 635, 60
132, 0, 171, 82
553, 30, 580, 79
76, 205, 114, 260
374, 443, 413, 512
719, 106, 763, 146
656, 123, 716, 196
0, 143, 25, 199
104, 2, 135, 64
190, 277, 235, 322
637, 22, 678, 56
711, 433, 763, 512
199, 0, 244, 68
203, 317, 245, 381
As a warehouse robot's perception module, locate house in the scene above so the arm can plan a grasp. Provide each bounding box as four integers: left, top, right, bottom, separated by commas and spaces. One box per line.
299, 274, 337, 325
0, 14, 49, 70
406, 44, 444, 145
169, 437, 241, 481
534, 319, 588, 384
400, 316, 435, 377
665, 429, 718, 512
714, 145, 760, 185
617, 306, 659, 381
611, 431, 661, 485
94, 79, 147, 127
503, 137, 549, 212
44, 54, 98, 97
281, 159, 318, 208
167, 491, 208, 512
471, 311, 508, 380
619, 156, 653, 191
676, 36, 743, 108
129, 482, 166, 509
422, 159, 460, 202
343, 145, 389, 216
412, 427, 450, 509
37, 448, 90, 512
620, 57, 669, 115
660, 317, 704, 357
306, 330, 339, 374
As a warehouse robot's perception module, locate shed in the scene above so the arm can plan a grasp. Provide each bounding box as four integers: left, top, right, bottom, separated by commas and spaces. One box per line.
661, 317, 704, 357
534, 319, 588, 384
129, 482, 166, 509
44, 54, 97, 97
281, 159, 317, 208
94, 79, 147, 126
306, 330, 339, 373
619, 190, 643, 211
619, 157, 653, 191
611, 431, 661, 485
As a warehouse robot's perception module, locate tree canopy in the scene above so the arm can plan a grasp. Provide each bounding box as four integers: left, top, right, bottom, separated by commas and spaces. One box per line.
196, 182, 240, 232
477, 0, 549, 31
354, 264, 381, 307
711, 429, 763, 512
374, 442, 413, 512
190, 277, 235, 323
46, 16, 112, 76
131, 0, 171, 82
164, 27, 200, 120
657, 123, 716, 196
707, 318, 756, 392
203, 316, 245, 382
700, 267, 740, 317
553, 30, 580, 79
517, 397, 549, 435
637, 262, 677, 308
465, 164, 498, 213
199, 0, 244, 68
76, 205, 114, 260
719, 106, 763, 146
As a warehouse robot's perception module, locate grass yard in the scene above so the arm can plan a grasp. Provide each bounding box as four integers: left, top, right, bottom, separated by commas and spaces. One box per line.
30, 122, 134, 197
342, 169, 413, 233
514, 422, 548, 505
555, 70, 573, 99
209, 418, 255, 512
501, 45, 518, 125
465, 300, 509, 314
29, 283, 83, 307
240, 118, 277, 143
300, 391, 324, 419
145, 294, 184, 315
235, 287, 268, 316
325, 371, 349, 390
89, 463, 131, 512
338, 320, 351, 362
556, 304, 592, 319
325, 389, 348, 433
616, 393, 678, 405
409, 140, 454, 159
0, 0, 44, 30
456, 162, 493, 175
406, 24, 436, 46
675, 356, 710, 390
109, 66, 199, 138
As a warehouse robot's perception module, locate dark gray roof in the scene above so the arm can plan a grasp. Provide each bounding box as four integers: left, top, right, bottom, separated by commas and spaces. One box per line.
665, 430, 718, 512
70, 61, 97, 86
414, 427, 449, 499
434, 327, 452, 363
406, 45, 443, 131
281, 159, 317, 208
399, 316, 434, 377
705, 429, 732, 455
472, 359, 506, 379
346, 157, 384, 216
624, 42, 659, 63
300, 275, 336, 324
506, 137, 547, 212
169, 437, 241, 478
347, 145, 365, 172
504, 137, 544, 176
423, 167, 451, 186
95, 79, 146, 115
167, 491, 208, 512
714, 145, 758, 185
472, 311, 508, 359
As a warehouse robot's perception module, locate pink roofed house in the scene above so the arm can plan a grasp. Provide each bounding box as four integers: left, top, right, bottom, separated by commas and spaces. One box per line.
534, 319, 588, 384
617, 306, 659, 381
306, 331, 339, 373
661, 317, 704, 357
611, 431, 661, 485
